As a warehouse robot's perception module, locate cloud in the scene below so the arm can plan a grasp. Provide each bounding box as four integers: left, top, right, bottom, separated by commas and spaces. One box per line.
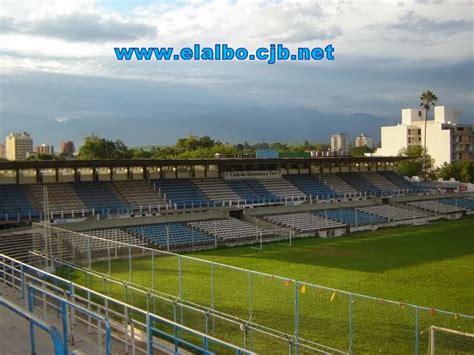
272, 26, 343, 43
132, 0, 341, 46
414, 0, 445, 4
368, 10, 473, 36
0, 16, 16, 32
0, 11, 156, 43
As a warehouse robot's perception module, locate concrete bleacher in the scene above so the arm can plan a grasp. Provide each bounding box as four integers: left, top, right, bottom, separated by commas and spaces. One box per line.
193, 179, 243, 203
183, 177, 304, 204
74, 228, 145, 252
188, 218, 269, 241
361, 172, 399, 192
113, 180, 166, 207
336, 173, 380, 195
284, 175, 337, 199
438, 198, 474, 211
29, 183, 85, 212
379, 171, 418, 191
226, 180, 262, 202
127, 223, 214, 248
407, 200, 467, 214
257, 178, 306, 199
71, 182, 128, 212
0, 185, 38, 218
0, 233, 34, 262
243, 179, 280, 201
263, 212, 345, 232
153, 179, 210, 208
313, 208, 387, 226
319, 174, 358, 195
358, 205, 428, 221
0, 229, 71, 262
0, 170, 451, 222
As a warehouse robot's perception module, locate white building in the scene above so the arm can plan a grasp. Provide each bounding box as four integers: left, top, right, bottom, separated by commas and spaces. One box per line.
36, 144, 54, 155
376, 106, 473, 167
330, 133, 349, 156
355, 134, 373, 149
5, 132, 33, 161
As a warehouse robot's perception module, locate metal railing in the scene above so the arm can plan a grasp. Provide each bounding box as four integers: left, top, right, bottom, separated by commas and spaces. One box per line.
24, 223, 474, 354
0, 253, 255, 355
0, 296, 65, 355
27, 284, 112, 355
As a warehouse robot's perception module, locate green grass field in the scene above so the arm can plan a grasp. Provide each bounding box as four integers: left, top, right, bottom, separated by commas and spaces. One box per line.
65, 217, 474, 354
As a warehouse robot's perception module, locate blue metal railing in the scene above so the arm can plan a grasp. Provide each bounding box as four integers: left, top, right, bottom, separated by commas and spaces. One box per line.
0, 296, 65, 355
0, 254, 255, 355
27, 284, 112, 355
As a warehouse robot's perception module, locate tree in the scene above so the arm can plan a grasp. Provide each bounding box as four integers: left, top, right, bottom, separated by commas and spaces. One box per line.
350, 146, 374, 157
57, 152, 74, 160
437, 161, 474, 183
176, 135, 219, 152
420, 90, 438, 180
78, 135, 132, 160
26, 153, 55, 161
460, 161, 474, 183
130, 148, 154, 159
395, 145, 435, 178
437, 162, 456, 181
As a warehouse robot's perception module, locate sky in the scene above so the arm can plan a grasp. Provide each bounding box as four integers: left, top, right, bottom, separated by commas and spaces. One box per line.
0, 0, 473, 147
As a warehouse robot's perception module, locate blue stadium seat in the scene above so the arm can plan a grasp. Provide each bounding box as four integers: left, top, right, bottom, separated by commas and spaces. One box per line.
0, 185, 38, 219
336, 173, 380, 195
284, 175, 336, 199
313, 208, 387, 226
226, 180, 261, 202
153, 179, 210, 208
127, 223, 214, 248
438, 198, 474, 211
71, 182, 128, 213
226, 179, 280, 203
378, 171, 419, 191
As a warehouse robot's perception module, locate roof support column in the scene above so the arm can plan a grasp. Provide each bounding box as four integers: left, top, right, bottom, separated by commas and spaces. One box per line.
35, 168, 41, 183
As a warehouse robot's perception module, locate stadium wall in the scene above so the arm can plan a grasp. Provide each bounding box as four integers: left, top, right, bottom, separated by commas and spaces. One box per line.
61, 209, 228, 231
244, 198, 378, 217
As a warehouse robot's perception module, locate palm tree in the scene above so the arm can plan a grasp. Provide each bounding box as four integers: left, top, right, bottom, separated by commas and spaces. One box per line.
420, 90, 438, 180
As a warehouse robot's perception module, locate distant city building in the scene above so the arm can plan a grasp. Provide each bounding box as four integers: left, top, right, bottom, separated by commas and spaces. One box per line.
5, 132, 33, 161
355, 134, 373, 149
330, 133, 349, 156
60, 141, 75, 155
376, 106, 473, 167
0, 144, 5, 159
36, 144, 54, 155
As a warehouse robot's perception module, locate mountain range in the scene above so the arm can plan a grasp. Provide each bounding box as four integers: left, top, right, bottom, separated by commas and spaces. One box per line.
0, 107, 395, 148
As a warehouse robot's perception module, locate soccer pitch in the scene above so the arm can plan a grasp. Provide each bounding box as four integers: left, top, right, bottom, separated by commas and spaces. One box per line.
66, 217, 474, 353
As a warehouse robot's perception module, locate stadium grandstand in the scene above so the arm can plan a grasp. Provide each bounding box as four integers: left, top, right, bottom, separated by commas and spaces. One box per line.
1, 156, 473, 354
0, 156, 422, 221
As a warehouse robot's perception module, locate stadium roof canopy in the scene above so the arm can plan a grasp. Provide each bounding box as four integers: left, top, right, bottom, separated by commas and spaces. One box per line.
0, 156, 410, 170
